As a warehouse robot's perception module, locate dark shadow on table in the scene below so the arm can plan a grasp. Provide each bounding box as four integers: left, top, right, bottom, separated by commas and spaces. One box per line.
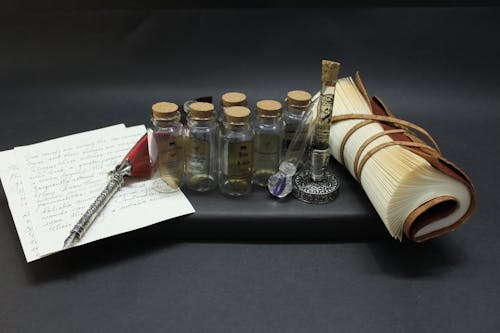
22, 228, 468, 284
21, 219, 384, 285
21, 228, 180, 285
365, 237, 468, 278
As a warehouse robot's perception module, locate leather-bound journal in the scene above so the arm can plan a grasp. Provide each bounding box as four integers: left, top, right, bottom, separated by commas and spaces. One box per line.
330, 74, 476, 242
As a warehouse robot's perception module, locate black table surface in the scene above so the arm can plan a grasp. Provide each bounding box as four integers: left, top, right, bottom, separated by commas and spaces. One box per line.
1, 7, 499, 332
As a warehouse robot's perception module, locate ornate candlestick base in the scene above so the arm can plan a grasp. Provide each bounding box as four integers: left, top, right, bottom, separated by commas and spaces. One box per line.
292, 148, 339, 204
292, 169, 339, 204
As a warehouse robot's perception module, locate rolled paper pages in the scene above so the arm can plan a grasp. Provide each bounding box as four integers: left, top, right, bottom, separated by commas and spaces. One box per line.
329, 74, 475, 242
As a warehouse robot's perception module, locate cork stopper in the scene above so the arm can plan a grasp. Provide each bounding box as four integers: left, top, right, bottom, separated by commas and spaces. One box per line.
224, 106, 251, 123
321, 60, 340, 85
189, 102, 214, 118
222, 92, 247, 107
287, 90, 312, 106
152, 102, 179, 119
256, 100, 282, 116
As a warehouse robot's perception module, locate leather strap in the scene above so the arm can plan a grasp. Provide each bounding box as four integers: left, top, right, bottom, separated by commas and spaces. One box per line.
356, 140, 440, 182
332, 113, 442, 182
339, 120, 375, 165
354, 71, 372, 109
353, 129, 407, 181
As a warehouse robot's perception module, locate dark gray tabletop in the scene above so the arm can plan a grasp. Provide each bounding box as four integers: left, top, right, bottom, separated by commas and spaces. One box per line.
0, 7, 499, 332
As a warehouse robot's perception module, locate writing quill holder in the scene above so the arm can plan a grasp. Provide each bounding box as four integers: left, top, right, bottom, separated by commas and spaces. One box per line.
292, 59, 341, 204
63, 133, 152, 249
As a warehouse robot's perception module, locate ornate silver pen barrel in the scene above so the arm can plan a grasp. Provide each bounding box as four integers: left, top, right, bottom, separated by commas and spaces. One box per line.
63, 162, 131, 249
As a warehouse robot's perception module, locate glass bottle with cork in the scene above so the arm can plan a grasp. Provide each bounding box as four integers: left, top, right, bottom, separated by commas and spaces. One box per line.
149, 102, 184, 190
219, 92, 248, 123
252, 99, 284, 187
282, 90, 312, 165
184, 102, 219, 192
219, 106, 254, 196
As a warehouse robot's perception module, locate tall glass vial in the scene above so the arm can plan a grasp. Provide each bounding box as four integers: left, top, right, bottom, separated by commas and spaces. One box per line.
282, 90, 312, 164
252, 100, 284, 187
219, 106, 254, 196
150, 102, 184, 190
184, 102, 219, 192
219, 92, 247, 123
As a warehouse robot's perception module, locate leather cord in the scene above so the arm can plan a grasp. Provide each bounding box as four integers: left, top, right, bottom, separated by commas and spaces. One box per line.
332, 113, 443, 182
339, 120, 375, 165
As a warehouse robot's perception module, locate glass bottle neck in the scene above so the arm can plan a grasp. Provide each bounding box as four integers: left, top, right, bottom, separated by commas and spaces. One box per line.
152, 115, 180, 127
286, 102, 309, 115
223, 121, 251, 130
255, 115, 280, 125
221, 102, 248, 109
187, 116, 216, 127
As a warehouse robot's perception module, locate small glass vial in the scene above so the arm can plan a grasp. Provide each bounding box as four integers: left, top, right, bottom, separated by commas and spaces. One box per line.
150, 102, 184, 190
184, 102, 219, 192
219, 106, 254, 196
219, 92, 248, 123
282, 90, 312, 161
252, 100, 284, 187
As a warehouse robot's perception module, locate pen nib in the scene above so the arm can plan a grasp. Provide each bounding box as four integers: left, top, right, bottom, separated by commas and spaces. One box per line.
63, 233, 78, 250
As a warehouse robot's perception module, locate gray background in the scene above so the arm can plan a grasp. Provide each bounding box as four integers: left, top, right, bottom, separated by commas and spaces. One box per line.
0, 7, 499, 332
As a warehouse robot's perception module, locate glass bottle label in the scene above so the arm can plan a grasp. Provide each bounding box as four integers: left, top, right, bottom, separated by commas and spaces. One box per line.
254, 133, 279, 172
156, 133, 183, 189
283, 125, 297, 151
186, 137, 210, 176
314, 93, 334, 148
226, 141, 253, 179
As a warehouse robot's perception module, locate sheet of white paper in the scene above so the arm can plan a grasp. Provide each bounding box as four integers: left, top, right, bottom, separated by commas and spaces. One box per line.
0, 124, 125, 262
0, 150, 39, 261
1, 124, 194, 262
